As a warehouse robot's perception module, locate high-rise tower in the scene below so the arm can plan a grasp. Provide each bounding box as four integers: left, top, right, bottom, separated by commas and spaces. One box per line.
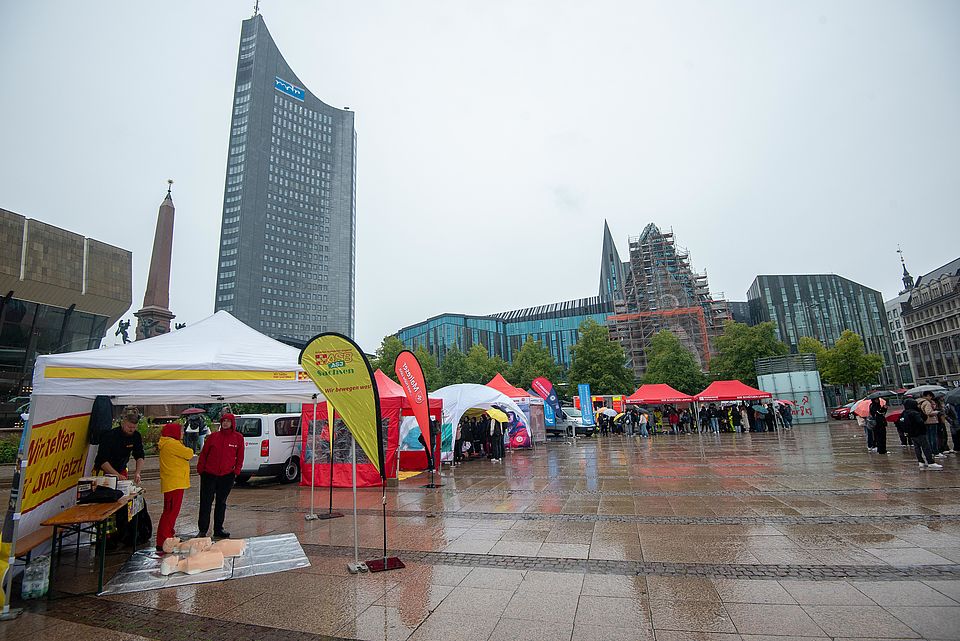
214, 13, 357, 341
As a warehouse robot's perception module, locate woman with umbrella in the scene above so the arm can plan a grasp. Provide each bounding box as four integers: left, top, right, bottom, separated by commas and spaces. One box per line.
488, 409, 506, 463
869, 396, 888, 454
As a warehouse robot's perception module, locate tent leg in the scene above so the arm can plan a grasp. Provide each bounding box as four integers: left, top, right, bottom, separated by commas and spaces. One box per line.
305, 397, 319, 521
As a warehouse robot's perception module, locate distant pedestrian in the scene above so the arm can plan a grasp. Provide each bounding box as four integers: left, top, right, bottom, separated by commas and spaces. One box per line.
903, 398, 941, 470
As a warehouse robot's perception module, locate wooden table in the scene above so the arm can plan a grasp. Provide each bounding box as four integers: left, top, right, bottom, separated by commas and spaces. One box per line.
41, 493, 143, 595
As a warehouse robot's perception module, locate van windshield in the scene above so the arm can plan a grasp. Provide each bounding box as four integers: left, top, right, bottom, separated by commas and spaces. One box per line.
562, 408, 582, 418
235, 417, 262, 437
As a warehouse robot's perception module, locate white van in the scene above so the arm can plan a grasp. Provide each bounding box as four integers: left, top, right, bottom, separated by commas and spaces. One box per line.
234, 413, 302, 484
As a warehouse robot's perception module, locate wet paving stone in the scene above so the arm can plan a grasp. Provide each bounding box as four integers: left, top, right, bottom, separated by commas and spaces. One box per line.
12, 422, 960, 640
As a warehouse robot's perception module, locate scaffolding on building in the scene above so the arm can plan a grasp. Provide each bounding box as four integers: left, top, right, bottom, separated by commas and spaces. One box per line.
610, 224, 731, 379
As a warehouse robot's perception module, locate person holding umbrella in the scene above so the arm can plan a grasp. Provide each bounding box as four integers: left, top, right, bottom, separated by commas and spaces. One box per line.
869, 396, 888, 454
902, 398, 941, 470
918, 391, 943, 460
488, 411, 505, 463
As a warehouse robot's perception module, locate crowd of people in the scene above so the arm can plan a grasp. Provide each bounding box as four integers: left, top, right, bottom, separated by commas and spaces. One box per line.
594, 402, 794, 437
453, 415, 506, 464
864, 390, 960, 471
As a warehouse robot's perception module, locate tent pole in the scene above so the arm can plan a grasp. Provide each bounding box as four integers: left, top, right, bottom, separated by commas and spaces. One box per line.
305, 396, 318, 521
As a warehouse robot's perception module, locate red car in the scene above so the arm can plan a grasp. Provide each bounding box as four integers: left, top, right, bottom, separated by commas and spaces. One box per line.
830, 401, 857, 420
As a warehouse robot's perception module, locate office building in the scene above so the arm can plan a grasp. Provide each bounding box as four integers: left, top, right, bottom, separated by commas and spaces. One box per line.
397, 297, 613, 370
608, 224, 731, 379
900, 257, 960, 387
214, 13, 357, 341
0, 208, 131, 400
747, 274, 899, 387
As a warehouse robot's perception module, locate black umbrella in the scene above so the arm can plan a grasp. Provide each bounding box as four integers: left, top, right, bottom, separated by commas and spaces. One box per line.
904, 385, 948, 398
867, 390, 896, 399
945, 388, 960, 406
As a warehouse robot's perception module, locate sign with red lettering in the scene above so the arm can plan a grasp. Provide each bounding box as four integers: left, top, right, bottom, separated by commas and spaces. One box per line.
395, 351, 431, 457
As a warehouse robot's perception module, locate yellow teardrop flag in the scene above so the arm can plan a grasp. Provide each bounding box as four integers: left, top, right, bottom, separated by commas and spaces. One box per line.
300, 333, 383, 477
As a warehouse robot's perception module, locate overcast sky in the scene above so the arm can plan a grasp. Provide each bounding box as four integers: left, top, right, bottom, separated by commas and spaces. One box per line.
2, 1, 958, 352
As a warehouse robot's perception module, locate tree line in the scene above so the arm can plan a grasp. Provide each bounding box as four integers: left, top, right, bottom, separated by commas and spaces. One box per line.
370, 319, 885, 401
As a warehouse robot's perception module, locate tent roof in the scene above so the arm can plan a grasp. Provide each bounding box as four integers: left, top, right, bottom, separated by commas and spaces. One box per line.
374, 369, 442, 409
32, 311, 322, 403
431, 383, 528, 432
625, 384, 693, 404
694, 380, 772, 402
486, 373, 530, 398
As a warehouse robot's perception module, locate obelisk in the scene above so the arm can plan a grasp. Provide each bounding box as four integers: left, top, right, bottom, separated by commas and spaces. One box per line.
135, 180, 177, 340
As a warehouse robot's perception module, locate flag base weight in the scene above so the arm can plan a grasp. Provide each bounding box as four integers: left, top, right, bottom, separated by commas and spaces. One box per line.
364, 557, 404, 572
421, 483, 443, 488
315, 511, 344, 520
0, 608, 23, 621
347, 562, 368, 574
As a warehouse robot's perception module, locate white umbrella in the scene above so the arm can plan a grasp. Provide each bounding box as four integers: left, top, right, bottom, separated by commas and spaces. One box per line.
904, 385, 948, 398
599, 408, 617, 417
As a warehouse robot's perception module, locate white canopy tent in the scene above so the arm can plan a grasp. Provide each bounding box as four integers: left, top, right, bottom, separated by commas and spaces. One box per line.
32, 310, 322, 403
429, 383, 530, 461
6, 311, 323, 563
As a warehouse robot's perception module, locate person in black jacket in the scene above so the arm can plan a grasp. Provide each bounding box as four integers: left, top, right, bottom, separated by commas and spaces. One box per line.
902, 398, 941, 470
869, 397, 888, 455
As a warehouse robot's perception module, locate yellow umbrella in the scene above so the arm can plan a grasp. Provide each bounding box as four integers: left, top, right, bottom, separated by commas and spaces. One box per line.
486, 408, 509, 423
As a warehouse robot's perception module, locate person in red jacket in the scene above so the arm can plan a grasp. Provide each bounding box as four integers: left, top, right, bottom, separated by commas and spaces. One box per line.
196, 412, 245, 538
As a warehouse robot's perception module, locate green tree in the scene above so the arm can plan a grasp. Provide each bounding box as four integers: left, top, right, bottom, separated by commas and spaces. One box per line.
567, 319, 634, 394
709, 321, 788, 386
642, 330, 708, 394
370, 335, 406, 381
509, 336, 561, 390
464, 345, 495, 383
439, 346, 469, 386
822, 330, 884, 396
798, 336, 830, 379
413, 345, 443, 391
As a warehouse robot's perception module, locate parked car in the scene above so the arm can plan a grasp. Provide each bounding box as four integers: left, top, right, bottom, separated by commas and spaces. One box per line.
234, 413, 302, 483
830, 401, 858, 420
549, 407, 595, 437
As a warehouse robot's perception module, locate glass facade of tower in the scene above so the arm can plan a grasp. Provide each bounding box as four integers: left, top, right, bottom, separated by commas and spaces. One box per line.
214, 15, 356, 341
747, 274, 899, 386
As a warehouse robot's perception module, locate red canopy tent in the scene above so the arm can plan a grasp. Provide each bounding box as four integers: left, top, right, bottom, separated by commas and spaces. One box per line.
486, 373, 531, 399
694, 380, 772, 402
624, 384, 693, 404
300, 369, 442, 487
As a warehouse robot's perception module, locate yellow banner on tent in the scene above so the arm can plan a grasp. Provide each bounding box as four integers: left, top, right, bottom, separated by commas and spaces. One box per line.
299, 333, 383, 477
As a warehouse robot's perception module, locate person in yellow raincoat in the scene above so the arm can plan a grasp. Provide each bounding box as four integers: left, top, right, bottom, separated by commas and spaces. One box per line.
156, 422, 194, 551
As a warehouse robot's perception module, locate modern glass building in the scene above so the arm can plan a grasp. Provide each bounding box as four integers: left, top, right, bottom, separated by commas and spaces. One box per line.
0, 208, 131, 403
396, 297, 613, 369
214, 13, 357, 341
747, 274, 899, 387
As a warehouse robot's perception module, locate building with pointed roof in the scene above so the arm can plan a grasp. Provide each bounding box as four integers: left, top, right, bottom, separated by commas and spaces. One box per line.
900, 256, 960, 387
214, 13, 356, 342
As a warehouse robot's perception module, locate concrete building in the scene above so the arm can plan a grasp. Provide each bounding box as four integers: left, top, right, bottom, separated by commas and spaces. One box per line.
883, 257, 917, 386
214, 13, 357, 341
900, 257, 960, 387
0, 208, 131, 399
747, 274, 899, 387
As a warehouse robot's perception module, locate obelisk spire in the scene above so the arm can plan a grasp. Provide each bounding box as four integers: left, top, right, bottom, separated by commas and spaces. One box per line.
135, 182, 177, 340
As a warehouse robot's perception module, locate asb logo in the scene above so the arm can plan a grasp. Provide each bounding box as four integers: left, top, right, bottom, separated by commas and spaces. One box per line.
275, 76, 305, 101
314, 349, 354, 368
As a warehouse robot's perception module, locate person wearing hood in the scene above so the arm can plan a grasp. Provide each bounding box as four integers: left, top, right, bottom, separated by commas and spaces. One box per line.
902, 398, 941, 470
156, 422, 194, 551
197, 413, 245, 538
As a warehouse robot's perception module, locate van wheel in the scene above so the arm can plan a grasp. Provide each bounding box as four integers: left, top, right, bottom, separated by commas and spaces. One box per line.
280, 457, 301, 483
235, 475, 251, 485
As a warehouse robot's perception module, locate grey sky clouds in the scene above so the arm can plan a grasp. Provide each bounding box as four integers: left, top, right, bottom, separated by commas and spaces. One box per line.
1, 1, 957, 352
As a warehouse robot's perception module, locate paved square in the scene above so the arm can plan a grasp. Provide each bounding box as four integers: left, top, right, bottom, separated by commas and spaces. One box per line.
6, 421, 960, 640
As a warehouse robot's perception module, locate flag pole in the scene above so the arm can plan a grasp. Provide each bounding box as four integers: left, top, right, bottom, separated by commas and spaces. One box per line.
347, 434, 366, 573
305, 395, 318, 521
317, 399, 343, 520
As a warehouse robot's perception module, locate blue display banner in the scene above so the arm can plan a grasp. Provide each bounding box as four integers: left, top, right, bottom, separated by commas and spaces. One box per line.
543, 401, 556, 427
275, 76, 305, 101
578, 384, 596, 426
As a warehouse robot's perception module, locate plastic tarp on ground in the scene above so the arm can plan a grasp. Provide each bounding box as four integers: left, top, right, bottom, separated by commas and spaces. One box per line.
16, 311, 323, 549
694, 380, 772, 402
624, 384, 693, 404
300, 370, 442, 486
430, 384, 531, 461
